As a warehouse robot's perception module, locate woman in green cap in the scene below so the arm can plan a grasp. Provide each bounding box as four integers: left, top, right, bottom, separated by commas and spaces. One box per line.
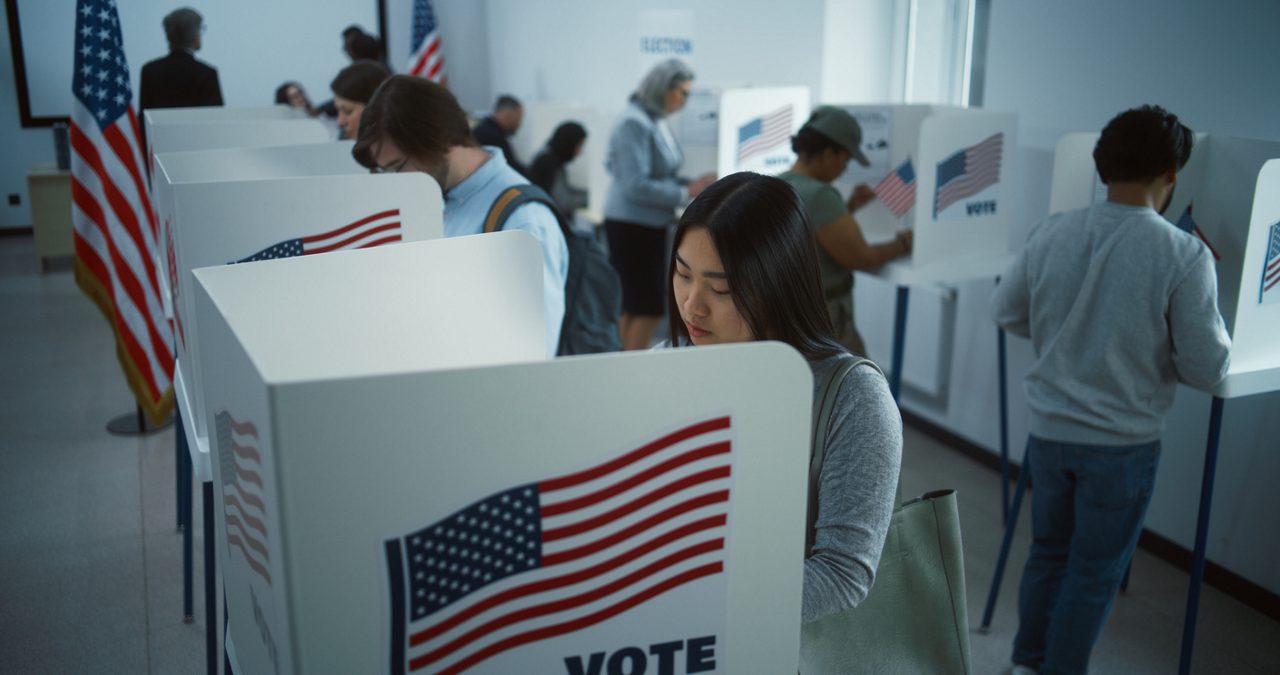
779, 106, 913, 357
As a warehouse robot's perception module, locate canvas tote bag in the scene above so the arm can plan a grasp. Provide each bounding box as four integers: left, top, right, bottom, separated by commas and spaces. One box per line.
799, 356, 972, 674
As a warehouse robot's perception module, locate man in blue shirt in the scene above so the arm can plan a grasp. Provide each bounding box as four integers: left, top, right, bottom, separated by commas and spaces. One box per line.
352, 76, 568, 355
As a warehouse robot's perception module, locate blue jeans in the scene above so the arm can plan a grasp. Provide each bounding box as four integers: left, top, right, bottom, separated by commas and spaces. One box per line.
1011, 435, 1160, 675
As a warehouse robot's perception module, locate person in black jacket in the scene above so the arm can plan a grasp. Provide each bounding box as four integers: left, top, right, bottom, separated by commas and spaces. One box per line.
472, 95, 528, 177
139, 7, 223, 157
528, 122, 589, 219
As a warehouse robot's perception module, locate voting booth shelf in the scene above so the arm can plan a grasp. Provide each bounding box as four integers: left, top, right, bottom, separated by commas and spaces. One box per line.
193, 232, 812, 673
154, 162, 445, 465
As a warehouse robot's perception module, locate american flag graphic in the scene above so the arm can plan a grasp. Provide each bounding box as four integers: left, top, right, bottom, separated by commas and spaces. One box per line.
737, 106, 794, 163
934, 133, 1004, 217
875, 158, 917, 218
409, 0, 447, 84
1261, 221, 1280, 305
70, 0, 174, 425
215, 411, 272, 586
384, 416, 733, 674
232, 209, 402, 263
1174, 204, 1221, 261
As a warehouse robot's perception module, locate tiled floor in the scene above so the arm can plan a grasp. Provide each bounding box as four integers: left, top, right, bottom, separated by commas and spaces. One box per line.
1, 234, 1277, 674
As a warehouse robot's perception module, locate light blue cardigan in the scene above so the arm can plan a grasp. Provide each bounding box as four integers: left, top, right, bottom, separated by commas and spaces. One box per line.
603, 101, 688, 228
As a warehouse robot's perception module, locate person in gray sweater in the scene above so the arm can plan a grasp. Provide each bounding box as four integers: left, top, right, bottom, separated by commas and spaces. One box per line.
663, 172, 902, 627
993, 105, 1231, 675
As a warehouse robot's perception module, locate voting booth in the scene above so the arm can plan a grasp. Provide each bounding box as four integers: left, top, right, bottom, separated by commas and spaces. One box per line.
152, 153, 445, 474
1049, 133, 1280, 397
193, 232, 813, 673
507, 103, 613, 224
715, 87, 810, 178
832, 104, 1019, 285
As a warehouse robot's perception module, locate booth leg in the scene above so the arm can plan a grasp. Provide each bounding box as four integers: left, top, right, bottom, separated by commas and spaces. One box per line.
981, 444, 1031, 631
889, 286, 910, 402
203, 482, 217, 675
1178, 396, 1225, 675
181, 432, 193, 622
998, 326, 1010, 525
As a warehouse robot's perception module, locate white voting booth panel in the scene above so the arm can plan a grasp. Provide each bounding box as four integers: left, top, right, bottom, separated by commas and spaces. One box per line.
143, 105, 304, 150
154, 141, 363, 185
832, 105, 1018, 285
158, 170, 445, 476
193, 253, 809, 675
1049, 134, 1280, 398
147, 119, 331, 167
716, 87, 810, 178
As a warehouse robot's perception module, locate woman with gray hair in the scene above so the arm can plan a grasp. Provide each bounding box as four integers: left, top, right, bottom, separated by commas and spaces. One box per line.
603, 58, 715, 350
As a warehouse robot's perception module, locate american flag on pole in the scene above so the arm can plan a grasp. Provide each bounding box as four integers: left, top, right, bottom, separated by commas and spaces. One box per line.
1174, 204, 1221, 261
737, 105, 794, 163
70, 0, 174, 425
1260, 221, 1280, 305
216, 411, 272, 586
934, 133, 1004, 218
384, 416, 733, 674
231, 209, 402, 263
874, 158, 917, 218
408, 0, 447, 84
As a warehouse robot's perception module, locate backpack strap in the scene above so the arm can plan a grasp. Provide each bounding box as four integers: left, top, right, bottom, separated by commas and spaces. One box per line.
483, 183, 571, 238
805, 354, 879, 557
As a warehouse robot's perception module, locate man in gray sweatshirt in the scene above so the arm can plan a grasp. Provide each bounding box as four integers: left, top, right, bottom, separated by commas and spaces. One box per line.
993, 105, 1230, 675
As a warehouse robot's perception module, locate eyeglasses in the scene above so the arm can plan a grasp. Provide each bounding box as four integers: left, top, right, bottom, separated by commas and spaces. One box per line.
370, 156, 410, 174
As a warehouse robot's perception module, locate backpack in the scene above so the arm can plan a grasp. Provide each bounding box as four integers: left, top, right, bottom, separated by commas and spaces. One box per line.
483, 184, 622, 356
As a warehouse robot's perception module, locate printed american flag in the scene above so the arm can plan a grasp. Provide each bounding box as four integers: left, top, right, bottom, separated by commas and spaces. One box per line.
875, 158, 917, 218
216, 411, 272, 586
70, 0, 174, 425
409, 0, 447, 84
232, 209, 402, 263
934, 133, 1004, 217
737, 105, 794, 163
1174, 204, 1221, 261
384, 416, 733, 674
1261, 221, 1280, 305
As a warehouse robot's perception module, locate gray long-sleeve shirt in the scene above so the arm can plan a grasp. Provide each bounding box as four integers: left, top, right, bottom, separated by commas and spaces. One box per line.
803, 355, 902, 623
993, 201, 1231, 446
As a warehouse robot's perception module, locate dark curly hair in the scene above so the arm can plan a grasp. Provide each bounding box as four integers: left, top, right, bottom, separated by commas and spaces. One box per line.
1093, 105, 1194, 184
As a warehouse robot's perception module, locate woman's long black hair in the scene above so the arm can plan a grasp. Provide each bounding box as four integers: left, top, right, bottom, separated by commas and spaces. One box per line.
667, 172, 845, 360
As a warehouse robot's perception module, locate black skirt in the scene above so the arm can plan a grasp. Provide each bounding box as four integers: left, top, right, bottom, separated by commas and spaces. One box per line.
604, 219, 669, 316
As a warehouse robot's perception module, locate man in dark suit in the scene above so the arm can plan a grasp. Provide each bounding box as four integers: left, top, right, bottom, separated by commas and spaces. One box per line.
139, 7, 223, 158
472, 95, 528, 177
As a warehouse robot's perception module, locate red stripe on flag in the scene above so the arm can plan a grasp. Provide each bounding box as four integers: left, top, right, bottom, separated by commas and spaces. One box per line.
305, 221, 401, 254
541, 441, 731, 517
357, 234, 402, 249
412, 39, 441, 78
540, 416, 731, 491
541, 492, 728, 566
409, 514, 726, 646
231, 439, 262, 463
70, 178, 162, 399
427, 59, 445, 82
227, 534, 273, 585
103, 122, 156, 236
226, 514, 271, 560
425, 562, 723, 674
541, 467, 731, 542
418, 539, 724, 667
300, 209, 400, 245
229, 417, 260, 437
224, 495, 268, 538
226, 487, 266, 515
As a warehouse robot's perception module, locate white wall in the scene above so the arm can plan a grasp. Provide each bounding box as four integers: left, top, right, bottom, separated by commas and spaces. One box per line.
872, 0, 1280, 594
481, 0, 828, 116
1, 7, 57, 229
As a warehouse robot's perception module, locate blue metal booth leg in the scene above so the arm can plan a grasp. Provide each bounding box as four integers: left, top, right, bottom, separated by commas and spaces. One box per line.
888, 286, 910, 402
1178, 396, 1225, 675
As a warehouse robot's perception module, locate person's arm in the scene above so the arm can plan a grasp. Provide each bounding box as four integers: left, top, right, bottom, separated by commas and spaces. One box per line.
205, 67, 224, 107
802, 363, 902, 623
609, 117, 685, 209
992, 251, 1032, 338
1168, 248, 1231, 389
813, 212, 911, 270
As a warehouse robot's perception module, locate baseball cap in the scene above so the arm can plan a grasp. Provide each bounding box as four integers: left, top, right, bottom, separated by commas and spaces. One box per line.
803, 106, 870, 167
